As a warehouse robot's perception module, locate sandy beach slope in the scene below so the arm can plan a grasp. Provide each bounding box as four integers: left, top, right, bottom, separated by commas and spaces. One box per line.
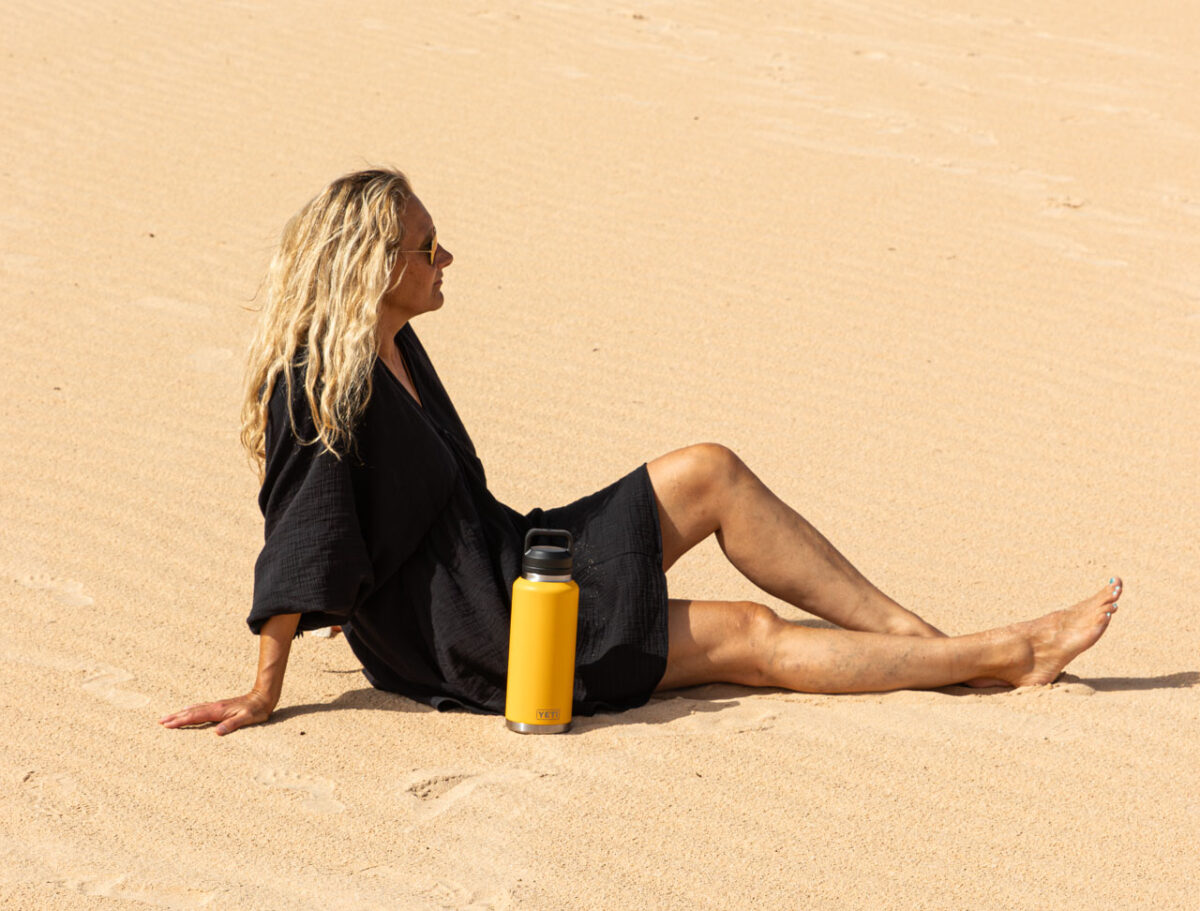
1, 1, 1197, 908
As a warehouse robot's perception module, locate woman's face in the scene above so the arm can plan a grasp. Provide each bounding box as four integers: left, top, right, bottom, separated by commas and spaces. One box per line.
380, 195, 453, 322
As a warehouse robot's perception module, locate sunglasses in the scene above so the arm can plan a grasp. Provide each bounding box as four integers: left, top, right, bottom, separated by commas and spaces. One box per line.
397, 230, 438, 265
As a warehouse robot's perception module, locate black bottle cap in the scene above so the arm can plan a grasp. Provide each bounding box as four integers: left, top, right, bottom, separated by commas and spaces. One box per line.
523, 528, 573, 576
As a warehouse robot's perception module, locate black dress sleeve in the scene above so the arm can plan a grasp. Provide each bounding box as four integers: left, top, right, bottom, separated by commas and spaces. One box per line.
246, 376, 374, 635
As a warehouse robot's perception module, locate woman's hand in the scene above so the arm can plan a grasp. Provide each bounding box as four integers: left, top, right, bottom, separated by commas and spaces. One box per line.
159, 690, 276, 736
160, 613, 300, 736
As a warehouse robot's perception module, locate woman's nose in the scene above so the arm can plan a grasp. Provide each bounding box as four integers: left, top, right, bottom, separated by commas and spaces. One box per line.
437, 245, 453, 268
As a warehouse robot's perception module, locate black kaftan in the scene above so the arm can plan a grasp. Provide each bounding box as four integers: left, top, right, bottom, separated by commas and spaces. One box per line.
247, 323, 669, 714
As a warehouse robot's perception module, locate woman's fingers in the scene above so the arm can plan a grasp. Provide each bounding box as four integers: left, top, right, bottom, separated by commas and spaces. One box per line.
215, 701, 273, 736
159, 701, 228, 728
212, 710, 239, 736
213, 707, 257, 736
159, 695, 272, 735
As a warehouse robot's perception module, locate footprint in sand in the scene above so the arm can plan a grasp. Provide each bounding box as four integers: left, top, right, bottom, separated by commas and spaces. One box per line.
627, 696, 781, 736
420, 878, 511, 911
0, 639, 149, 709
16, 574, 94, 607
670, 704, 779, 735
406, 771, 472, 801
22, 770, 92, 819
401, 768, 540, 822
0, 628, 148, 710
80, 664, 151, 709
255, 766, 345, 813
63, 871, 217, 910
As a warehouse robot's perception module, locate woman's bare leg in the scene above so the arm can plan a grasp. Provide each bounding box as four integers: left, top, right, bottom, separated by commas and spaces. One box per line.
656, 581, 1120, 694
647, 443, 939, 636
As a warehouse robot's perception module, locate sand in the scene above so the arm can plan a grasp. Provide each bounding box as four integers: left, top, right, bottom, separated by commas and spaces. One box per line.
2, 1, 1197, 908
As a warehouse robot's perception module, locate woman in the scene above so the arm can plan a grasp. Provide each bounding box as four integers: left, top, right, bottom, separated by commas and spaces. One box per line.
160, 169, 1121, 736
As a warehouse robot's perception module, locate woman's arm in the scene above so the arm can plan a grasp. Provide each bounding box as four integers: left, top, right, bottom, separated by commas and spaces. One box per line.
159, 612, 301, 736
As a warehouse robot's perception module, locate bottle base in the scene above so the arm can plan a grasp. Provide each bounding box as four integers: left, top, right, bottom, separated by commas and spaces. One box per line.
505, 719, 572, 734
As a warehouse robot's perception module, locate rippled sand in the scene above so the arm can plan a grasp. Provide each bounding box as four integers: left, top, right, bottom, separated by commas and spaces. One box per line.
1, 2, 1197, 908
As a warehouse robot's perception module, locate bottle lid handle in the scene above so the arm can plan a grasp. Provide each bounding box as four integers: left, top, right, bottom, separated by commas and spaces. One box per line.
524, 527, 573, 554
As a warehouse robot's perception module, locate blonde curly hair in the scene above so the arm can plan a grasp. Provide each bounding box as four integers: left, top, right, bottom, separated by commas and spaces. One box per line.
240, 169, 414, 478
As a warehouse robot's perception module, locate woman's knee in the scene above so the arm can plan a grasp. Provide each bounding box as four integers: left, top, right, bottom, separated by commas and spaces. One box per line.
729, 600, 786, 687
648, 443, 751, 569
649, 442, 746, 499
659, 598, 785, 691
676, 442, 747, 498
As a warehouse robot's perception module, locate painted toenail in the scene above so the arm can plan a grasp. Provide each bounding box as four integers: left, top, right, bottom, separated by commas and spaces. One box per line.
1109, 578, 1115, 584
1106, 611, 1112, 618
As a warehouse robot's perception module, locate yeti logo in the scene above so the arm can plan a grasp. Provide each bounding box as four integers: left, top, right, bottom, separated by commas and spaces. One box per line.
536, 709, 560, 721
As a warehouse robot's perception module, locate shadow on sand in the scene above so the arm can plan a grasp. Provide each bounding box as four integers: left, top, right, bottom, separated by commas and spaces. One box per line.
271, 684, 751, 731
244, 671, 1200, 733
1083, 671, 1200, 692
265, 686, 437, 726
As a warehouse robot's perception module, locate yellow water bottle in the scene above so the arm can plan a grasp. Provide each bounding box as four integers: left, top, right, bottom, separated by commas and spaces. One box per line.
505, 528, 579, 734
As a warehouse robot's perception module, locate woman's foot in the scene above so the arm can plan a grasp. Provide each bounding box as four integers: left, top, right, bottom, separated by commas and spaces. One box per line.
1001, 578, 1122, 687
